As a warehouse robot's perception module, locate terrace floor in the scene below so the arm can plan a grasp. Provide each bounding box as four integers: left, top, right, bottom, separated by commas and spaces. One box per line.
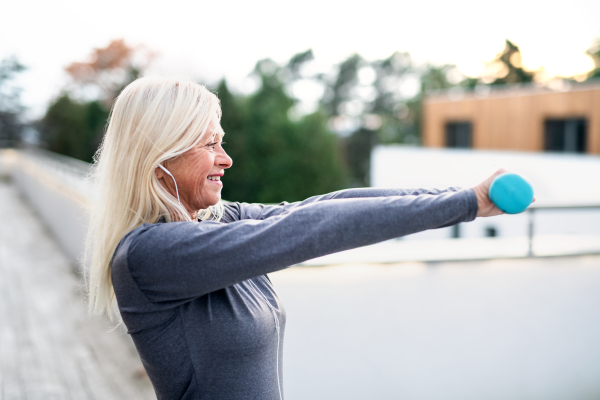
0, 179, 155, 399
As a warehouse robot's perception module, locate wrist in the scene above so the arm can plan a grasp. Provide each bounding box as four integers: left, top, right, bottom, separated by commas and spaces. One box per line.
473, 185, 488, 217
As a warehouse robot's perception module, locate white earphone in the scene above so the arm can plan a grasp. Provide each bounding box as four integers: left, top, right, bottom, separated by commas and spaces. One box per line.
156, 164, 181, 204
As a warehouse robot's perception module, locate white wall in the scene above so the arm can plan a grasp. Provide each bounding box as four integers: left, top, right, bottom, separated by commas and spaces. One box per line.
1, 149, 90, 266
371, 146, 600, 240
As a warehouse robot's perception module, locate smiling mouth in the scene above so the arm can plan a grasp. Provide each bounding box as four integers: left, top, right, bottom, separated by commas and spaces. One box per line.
207, 175, 222, 184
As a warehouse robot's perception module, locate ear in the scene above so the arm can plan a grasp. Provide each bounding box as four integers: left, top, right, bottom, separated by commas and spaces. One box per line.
154, 166, 164, 180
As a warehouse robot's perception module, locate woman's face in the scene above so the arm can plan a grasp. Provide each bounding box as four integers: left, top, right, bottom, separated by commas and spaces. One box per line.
156, 115, 232, 216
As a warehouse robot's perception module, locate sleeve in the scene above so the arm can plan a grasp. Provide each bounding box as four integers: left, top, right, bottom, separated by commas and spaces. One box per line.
127, 188, 478, 303
230, 186, 465, 220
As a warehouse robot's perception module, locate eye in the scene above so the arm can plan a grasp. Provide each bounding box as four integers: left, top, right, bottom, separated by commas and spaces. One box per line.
205, 141, 225, 149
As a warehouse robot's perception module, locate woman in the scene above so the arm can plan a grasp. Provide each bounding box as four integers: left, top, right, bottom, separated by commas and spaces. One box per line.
86, 76, 503, 400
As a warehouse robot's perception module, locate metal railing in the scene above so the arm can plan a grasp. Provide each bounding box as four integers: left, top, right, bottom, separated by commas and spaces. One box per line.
527, 203, 600, 256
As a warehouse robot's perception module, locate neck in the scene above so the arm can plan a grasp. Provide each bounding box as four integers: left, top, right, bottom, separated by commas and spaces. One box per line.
189, 209, 200, 220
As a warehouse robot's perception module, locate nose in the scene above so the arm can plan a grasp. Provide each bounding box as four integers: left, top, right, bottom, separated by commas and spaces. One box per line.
216, 146, 232, 169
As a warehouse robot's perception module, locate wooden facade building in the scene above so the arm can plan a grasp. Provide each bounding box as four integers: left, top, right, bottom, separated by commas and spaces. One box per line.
422, 80, 600, 154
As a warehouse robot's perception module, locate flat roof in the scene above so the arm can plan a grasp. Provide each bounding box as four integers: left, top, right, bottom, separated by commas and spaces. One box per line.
425, 78, 600, 104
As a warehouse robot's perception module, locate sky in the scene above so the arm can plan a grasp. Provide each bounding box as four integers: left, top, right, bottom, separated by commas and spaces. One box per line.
2, 0, 599, 119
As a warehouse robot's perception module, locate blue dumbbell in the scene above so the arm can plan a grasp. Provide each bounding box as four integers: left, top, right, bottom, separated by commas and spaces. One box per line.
488, 173, 534, 214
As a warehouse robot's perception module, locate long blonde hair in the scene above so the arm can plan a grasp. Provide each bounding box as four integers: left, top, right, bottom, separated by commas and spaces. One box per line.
86, 76, 222, 320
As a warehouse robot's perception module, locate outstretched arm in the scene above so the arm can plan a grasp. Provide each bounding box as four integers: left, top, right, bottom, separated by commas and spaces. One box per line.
124, 188, 478, 304
240, 169, 512, 221
226, 186, 465, 221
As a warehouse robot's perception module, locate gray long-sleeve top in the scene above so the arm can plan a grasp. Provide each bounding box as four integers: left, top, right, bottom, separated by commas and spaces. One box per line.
111, 187, 478, 400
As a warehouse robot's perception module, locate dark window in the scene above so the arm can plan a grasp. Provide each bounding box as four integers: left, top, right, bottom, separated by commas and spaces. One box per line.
446, 122, 472, 148
544, 118, 587, 153
485, 226, 497, 237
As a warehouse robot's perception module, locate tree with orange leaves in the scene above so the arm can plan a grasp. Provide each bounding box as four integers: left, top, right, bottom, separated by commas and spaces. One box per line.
65, 39, 154, 107
40, 39, 154, 161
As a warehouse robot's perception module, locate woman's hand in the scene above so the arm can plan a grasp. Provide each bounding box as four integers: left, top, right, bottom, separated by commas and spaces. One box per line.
473, 168, 506, 217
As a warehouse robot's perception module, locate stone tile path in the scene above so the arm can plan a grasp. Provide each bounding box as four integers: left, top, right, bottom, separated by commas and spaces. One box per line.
0, 180, 155, 399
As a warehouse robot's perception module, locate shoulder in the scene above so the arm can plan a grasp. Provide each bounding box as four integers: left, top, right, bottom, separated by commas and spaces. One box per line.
126, 221, 216, 253
113, 222, 199, 267
112, 221, 223, 282
111, 223, 166, 273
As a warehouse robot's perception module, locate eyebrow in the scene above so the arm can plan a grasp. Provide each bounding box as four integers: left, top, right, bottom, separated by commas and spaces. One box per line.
213, 131, 225, 140
204, 131, 224, 144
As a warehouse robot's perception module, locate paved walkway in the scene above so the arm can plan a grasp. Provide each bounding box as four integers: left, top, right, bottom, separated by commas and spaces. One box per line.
0, 179, 154, 399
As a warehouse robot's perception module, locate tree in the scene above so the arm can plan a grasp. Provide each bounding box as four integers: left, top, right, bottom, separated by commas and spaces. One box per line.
319, 54, 370, 186
318, 52, 422, 185
40, 39, 151, 161
216, 79, 254, 201
0, 56, 26, 147
65, 39, 153, 107
320, 53, 363, 118
286, 49, 314, 81
41, 95, 108, 162
585, 39, 600, 80
371, 52, 418, 145
217, 56, 347, 203
371, 52, 413, 114
489, 40, 535, 85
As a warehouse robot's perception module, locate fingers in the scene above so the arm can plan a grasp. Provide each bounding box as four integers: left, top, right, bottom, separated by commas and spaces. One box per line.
488, 167, 507, 182
474, 167, 507, 217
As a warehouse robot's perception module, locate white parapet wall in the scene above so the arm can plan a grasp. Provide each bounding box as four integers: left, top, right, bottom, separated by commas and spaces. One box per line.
371, 145, 600, 241
0, 149, 90, 266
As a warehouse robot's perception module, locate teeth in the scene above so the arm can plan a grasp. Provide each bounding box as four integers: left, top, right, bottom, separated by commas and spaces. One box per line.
208, 176, 220, 181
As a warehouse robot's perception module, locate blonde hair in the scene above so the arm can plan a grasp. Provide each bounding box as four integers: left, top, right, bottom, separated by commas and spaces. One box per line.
86, 76, 223, 320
